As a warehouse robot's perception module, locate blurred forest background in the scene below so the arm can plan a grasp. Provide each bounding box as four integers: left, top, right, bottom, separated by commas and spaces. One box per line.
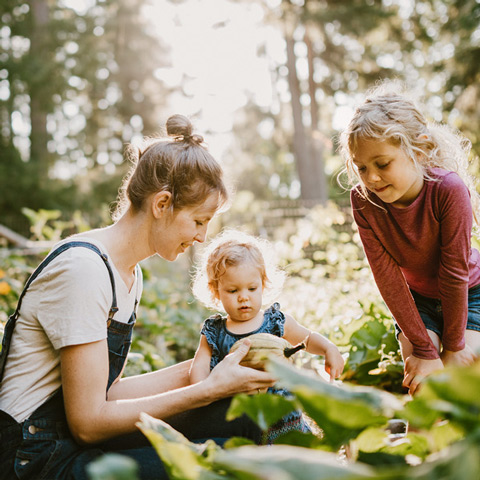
2, 0, 480, 231
3, 2, 480, 474
1, 0, 480, 378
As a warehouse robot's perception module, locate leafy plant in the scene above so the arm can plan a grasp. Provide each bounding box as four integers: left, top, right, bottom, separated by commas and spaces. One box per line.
341, 302, 404, 393
86, 453, 140, 480
138, 359, 480, 480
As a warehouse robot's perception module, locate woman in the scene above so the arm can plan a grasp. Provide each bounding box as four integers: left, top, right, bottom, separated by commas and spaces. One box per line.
0, 114, 276, 479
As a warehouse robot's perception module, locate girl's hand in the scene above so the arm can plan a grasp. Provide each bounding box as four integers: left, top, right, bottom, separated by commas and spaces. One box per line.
441, 345, 477, 367
402, 355, 444, 395
205, 339, 276, 399
324, 344, 345, 382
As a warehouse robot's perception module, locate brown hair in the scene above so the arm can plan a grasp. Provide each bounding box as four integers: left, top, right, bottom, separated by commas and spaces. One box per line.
113, 114, 229, 219
192, 229, 286, 310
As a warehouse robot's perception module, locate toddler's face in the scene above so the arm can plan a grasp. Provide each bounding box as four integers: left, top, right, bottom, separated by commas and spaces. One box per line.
352, 137, 424, 208
216, 262, 264, 324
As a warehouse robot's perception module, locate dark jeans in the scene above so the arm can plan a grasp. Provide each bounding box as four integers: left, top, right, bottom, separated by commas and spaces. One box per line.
395, 284, 480, 339
0, 396, 261, 480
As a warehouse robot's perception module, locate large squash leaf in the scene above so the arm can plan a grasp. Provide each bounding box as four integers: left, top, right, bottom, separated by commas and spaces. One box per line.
403, 360, 480, 432
213, 445, 376, 480
266, 359, 402, 449
136, 413, 220, 480
226, 393, 299, 431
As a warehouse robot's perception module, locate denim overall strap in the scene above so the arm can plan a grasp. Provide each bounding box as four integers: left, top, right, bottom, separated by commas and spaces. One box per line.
0, 241, 119, 384
105, 263, 140, 389
0, 243, 139, 480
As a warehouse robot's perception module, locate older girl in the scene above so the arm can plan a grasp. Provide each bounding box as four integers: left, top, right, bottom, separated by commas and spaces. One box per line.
0, 115, 275, 479
339, 81, 480, 394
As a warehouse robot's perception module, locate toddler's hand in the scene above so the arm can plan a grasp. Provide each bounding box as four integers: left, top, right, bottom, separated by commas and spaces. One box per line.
324, 345, 345, 382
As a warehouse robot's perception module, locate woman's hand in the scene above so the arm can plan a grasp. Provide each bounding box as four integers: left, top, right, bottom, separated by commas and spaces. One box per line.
402, 355, 444, 395
441, 345, 477, 367
205, 339, 276, 399
324, 344, 345, 382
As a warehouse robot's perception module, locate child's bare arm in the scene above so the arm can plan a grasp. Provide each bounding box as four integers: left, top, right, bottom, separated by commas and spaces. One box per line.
283, 313, 344, 380
189, 335, 213, 384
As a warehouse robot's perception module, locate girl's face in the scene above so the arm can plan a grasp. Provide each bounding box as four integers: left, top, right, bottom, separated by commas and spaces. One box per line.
216, 262, 264, 325
153, 193, 218, 261
352, 137, 424, 208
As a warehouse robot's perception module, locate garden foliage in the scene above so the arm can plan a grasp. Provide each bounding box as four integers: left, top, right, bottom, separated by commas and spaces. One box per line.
137, 358, 480, 480
2, 205, 478, 478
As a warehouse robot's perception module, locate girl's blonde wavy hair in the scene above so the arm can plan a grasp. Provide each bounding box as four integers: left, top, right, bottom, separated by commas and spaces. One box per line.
192, 229, 286, 311
338, 79, 480, 225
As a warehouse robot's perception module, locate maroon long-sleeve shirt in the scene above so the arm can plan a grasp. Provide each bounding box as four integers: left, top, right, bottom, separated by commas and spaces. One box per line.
351, 168, 480, 359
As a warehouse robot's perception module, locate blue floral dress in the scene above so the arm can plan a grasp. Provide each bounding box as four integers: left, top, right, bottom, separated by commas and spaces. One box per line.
201, 302, 311, 443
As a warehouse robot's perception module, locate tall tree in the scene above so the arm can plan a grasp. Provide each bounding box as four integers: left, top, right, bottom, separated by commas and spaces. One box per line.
0, 0, 172, 232
230, 0, 402, 205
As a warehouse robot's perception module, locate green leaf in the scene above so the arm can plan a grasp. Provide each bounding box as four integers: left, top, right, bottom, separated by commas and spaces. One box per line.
86, 453, 140, 480
267, 359, 401, 449
402, 436, 480, 480
355, 426, 429, 461
357, 451, 408, 466
355, 427, 391, 453
227, 393, 299, 430
213, 445, 377, 480
404, 361, 480, 431
430, 421, 464, 451
223, 437, 257, 449
381, 433, 429, 460
402, 397, 440, 430
136, 413, 219, 480
270, 429, 322, 447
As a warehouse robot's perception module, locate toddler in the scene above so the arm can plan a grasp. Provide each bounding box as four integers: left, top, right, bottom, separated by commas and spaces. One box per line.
190, 230, 344, 442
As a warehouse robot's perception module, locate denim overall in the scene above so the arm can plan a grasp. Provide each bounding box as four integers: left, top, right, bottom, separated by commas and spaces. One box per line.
0, 242, 262, 479
0, 241, 159, 479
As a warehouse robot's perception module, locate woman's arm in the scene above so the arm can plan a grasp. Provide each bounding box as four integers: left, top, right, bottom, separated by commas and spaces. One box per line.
61, 338, 275, 445
283, 313, 344, 380
189, 335, 213, 384
107, 360, 193, 400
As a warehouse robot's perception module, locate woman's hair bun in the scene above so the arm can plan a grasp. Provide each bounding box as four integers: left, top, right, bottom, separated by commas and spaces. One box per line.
166, 114, 203, 144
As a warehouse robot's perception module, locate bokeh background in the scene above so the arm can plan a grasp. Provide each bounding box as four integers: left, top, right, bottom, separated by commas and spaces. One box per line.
2, 0, 479, 232
1, 0, 479, 380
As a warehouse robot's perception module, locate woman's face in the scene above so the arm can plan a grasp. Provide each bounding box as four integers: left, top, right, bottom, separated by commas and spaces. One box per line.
153, 193, 219, 261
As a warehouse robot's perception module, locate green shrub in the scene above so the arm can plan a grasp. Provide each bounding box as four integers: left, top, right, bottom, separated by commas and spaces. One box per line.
138, 359, 480, 479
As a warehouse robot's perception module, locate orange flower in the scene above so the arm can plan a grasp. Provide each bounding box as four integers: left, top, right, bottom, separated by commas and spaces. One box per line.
0, 269, 5, 279
0, 281, 11, 295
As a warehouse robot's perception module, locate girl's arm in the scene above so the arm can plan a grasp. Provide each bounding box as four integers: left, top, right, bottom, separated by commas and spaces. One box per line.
282, 313, 344, 380
436, 174, 475, 356
189, 335, 213, 383
61, 338, 276, 445
351, 191, 439, 361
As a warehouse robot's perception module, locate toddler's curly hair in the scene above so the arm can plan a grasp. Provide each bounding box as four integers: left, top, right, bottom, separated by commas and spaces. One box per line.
192, 229, 286, 310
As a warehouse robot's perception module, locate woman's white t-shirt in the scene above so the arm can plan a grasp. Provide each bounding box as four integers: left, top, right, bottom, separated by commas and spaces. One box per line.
0, 237, 142, 422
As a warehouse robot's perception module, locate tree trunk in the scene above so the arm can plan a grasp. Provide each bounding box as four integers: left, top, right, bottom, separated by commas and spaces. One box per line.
29, 0, 50, 188
285, 28, 315, 202
305, 30, 327, 205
